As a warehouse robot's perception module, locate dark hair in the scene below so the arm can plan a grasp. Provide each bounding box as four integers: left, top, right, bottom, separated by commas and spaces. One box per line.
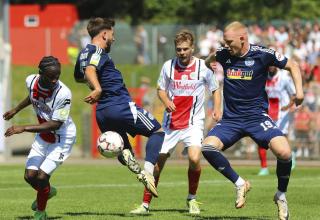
87, 17, 115, 39
174, 30, 194, 46
38, 56, 61, 75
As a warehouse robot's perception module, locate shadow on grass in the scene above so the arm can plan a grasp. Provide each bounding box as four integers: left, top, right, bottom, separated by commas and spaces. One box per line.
64, 211, 150, 217
151, 208, 188, 213
16, 216, 62, 220
64, 211, 272, 220
193, 216, 272, 220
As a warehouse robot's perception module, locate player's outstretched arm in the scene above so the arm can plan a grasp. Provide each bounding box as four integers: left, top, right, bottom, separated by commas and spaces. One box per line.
84, 66, 102, 104
284, 59, 304, 106
211, 88, 222, 121
3, 96, 31, 121
4, 120, 62, 137
157, 88, 176, 112
205, 53, 216, 71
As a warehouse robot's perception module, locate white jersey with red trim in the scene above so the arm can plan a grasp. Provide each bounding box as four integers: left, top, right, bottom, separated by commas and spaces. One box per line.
265, 70, 295, 132
157, 57, 219, 130
26, 74, 76, 143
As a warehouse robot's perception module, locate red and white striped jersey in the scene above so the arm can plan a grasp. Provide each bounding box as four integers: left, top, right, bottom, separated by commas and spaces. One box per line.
26, 74, 76, 143
157, 57, 219, 130
265, 70, 295, 121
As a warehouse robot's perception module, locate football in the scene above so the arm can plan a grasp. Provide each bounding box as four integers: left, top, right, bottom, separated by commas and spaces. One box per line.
97, 131, 124, 158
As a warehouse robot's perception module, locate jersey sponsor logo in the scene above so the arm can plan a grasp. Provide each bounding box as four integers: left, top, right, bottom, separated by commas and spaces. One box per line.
275, 51, 285, 61
244, 58, 255, 66
172, 81, 197, 90
90, 53, 101, 66
226, 68, 253, 80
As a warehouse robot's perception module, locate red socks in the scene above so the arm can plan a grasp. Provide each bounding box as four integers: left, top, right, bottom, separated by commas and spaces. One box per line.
258, 147, 267, 168
36, 185, 50, 211
143, 176, 159, 204
188, 167, 201, 195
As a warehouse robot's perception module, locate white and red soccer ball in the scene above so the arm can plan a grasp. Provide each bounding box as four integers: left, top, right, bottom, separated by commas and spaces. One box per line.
97, 131, 124, 158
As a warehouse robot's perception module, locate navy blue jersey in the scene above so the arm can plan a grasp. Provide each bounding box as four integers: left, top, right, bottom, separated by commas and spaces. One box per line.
74, 44, 132, 110
216, 44, 288, 119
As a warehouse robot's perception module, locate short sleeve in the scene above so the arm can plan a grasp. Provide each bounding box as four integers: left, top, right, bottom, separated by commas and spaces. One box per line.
157, 60, 172, 90
266, 49, 288, 69
204, 66, 219, 92
51, 90, 72, 122
87, 47, 109, 72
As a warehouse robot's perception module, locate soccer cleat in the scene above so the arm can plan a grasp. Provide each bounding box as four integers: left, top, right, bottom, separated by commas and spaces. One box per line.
130, 204, 149, 214
34, 210, 47, 220
121, 149, 142, 174
187, 199, 201, 215
274, 194, 289, 220
31, 186, 57, 211
137, 170, 158, 198
235, 180, 251, 209
258, 168, 269, 176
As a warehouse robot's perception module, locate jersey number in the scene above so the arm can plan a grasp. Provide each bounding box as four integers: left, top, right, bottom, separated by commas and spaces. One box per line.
260, 120, 274, 131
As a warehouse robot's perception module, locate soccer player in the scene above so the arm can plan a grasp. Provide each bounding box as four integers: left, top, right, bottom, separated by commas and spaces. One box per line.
204, 21, 303, 220
74, 17, 164, 198
258, 66, 296, 176
3, 56, 76, 220
130, 30, 221, 215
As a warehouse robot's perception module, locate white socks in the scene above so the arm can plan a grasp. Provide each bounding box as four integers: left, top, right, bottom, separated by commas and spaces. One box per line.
235, 176, 245, 187
144, 161, 154, 175
276, 190, 287, 201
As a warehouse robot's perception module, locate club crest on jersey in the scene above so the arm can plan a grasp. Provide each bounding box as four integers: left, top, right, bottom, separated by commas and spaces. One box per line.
245, 58, 255, 66
226, 68, 253, 80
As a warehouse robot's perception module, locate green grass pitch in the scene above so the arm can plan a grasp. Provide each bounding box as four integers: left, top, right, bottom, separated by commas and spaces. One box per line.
0, 162, 319, 219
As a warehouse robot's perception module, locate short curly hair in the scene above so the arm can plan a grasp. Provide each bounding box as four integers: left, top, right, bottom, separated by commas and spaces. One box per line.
38, 56, 61, 75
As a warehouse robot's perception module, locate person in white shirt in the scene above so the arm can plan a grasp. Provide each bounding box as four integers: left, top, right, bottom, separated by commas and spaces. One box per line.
130, 30, 221, 215
3, 56, 76, 220
257, 66, 296, 176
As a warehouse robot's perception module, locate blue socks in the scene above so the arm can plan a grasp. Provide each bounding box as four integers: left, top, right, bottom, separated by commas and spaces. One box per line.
145, 131, 165, 164
276, 157, 292, 192
202, 144, 239, 183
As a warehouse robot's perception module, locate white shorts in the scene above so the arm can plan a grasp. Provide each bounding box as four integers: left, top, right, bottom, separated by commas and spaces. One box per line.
160, 126, 203, 154
26, 134, 75, 175
276, 113, 290, 135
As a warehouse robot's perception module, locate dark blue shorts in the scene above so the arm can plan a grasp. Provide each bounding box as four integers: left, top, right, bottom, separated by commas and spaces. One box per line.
207, 114, 284, 149
96, 102, 161, 148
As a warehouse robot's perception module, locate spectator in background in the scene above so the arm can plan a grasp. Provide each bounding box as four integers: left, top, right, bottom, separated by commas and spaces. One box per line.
294, 105, 312, 158
198, 34, 212, 58
134, 25, 150, 65
206, 26, 223, 50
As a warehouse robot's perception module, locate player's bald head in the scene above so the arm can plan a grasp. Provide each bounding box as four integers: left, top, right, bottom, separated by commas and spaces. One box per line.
224, 21, 248, 36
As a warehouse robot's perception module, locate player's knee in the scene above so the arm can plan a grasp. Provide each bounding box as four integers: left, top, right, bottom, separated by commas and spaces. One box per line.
276, 147, 292, 160
24, 170, 37, 184
202, 136, 223, 150
36, 173, 50, 189
188, 154, 201, 166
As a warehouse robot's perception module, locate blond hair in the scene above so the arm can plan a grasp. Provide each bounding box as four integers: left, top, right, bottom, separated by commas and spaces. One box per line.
224, 21, 248, 35
174, 30, 194, 46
